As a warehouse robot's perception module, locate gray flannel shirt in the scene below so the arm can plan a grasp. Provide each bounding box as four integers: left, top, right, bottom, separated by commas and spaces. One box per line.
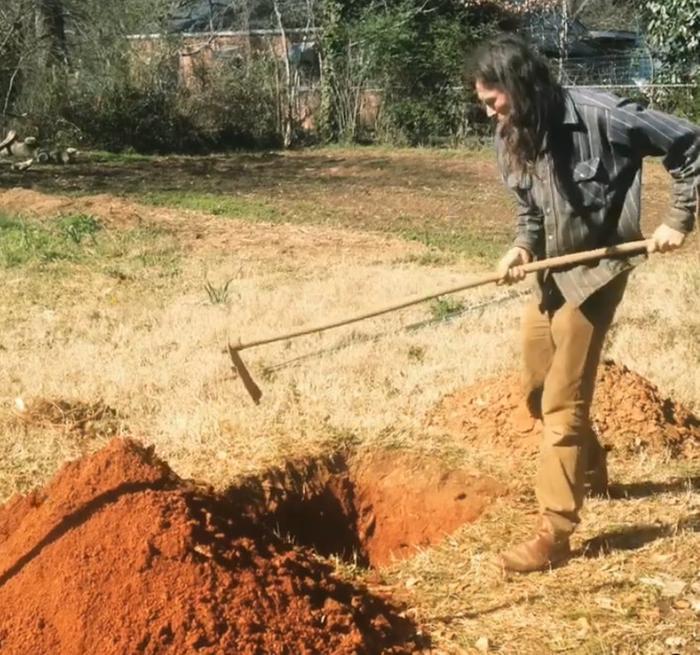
497, 88, 700, 306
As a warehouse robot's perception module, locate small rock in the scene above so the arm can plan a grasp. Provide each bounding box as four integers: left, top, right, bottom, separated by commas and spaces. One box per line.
665, 636, 686, 649
595, 596, 615, 610
640, 575, 686, 598
475, 636, 490, 653
575, 617, 590, 640
690, 596, 700, 615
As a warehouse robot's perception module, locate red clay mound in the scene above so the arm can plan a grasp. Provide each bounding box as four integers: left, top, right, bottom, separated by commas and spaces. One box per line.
592, 361, 699, 455
0, 439, 423, 655
427, 360, 700, 458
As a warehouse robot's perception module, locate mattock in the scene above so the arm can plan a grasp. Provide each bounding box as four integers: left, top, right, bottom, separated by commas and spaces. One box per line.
228, 240, 652, 404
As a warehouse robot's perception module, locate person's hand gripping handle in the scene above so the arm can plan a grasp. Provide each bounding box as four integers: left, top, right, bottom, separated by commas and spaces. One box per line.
647, 224, 686, 254
496, 246, 532, 285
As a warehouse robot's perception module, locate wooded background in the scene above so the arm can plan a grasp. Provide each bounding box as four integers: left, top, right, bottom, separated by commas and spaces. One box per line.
1, 0, 697, 152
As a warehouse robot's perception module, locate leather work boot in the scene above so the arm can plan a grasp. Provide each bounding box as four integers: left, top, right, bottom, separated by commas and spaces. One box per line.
499, 519, 571, 573
585, 438, 609, 497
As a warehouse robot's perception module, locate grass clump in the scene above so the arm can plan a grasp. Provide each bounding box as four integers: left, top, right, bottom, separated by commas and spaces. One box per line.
59, 214, 102, 245
141, 192, 280, 222
429, 296, 465, 321
401, 228, 506, 261
204, 278, 236, 305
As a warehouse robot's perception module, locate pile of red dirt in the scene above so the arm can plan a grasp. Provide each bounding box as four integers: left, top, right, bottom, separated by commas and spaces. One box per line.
0, 439, 423, 655
427, 360, 699, 458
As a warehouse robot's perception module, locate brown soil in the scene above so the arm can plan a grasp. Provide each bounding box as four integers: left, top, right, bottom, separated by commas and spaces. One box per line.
0, 188, 422, 262
1, 151, 683, 250
0, 439, 424, 655
0, 150, 514, 246
427, 360, 700, 458
350, 451, 504, 566
236, 451, 505, 568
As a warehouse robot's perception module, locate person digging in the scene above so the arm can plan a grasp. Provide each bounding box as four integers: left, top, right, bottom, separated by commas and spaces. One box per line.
474, 34, 699, 573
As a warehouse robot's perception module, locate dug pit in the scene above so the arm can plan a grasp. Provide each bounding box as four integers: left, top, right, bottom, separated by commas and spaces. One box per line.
230, 450, 506, 568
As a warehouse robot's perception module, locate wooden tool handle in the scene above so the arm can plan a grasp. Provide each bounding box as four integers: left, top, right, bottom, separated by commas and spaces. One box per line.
515, 239, 650, 276
232, 239, 650, 352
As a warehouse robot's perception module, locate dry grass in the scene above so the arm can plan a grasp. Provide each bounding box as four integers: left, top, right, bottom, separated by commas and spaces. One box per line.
0, 148, 698, 654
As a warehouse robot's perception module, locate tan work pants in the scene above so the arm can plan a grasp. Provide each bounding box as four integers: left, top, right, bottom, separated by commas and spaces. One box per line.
522, 273, 628, 537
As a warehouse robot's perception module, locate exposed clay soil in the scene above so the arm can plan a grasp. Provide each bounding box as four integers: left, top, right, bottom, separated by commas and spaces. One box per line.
427, 360, 700, 458
0, 439, 425, 655
0, 150, 679, 241
235, 451, 505, 568
0, 188, 422, 262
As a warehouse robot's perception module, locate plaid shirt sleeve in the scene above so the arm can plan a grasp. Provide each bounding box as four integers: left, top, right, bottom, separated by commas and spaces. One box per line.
495, 133, 544, 255
607, 99, 700, 233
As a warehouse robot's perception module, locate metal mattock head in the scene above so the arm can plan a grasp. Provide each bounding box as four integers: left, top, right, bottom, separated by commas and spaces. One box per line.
228, 344, 262, 404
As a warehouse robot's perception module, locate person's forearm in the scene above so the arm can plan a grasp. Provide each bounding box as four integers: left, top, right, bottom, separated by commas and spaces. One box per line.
514, 211, 543, 255
663, 149, 700, 234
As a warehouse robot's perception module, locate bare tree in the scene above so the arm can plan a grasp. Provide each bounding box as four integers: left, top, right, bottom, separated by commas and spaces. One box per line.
271, 0, 316, 147
34, 0, 68, 67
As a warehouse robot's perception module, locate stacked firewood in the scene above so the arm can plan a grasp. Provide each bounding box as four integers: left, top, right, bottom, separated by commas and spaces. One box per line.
0, 130, 78, 171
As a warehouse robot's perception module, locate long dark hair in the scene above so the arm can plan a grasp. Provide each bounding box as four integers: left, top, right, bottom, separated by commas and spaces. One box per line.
473, 34, 565, 177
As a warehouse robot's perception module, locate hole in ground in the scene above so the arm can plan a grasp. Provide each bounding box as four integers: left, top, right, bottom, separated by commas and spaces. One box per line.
227, 450, 506, 568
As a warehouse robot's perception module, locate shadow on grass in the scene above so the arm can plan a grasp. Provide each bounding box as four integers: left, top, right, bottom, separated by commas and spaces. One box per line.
581, 512, 700, 557
608, 476, 700, 499
0, 150, 471, 198
428, 595, 544, 623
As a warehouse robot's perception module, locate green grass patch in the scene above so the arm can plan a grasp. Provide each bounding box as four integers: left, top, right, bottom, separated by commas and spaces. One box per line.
59, 214, 102, 244
0, 214, 88, 267
140, 192, 281, 222
400, 228, 506, 261
88, 150, 157, 164
0, 212, 181, 276
429, 296, 465, 321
